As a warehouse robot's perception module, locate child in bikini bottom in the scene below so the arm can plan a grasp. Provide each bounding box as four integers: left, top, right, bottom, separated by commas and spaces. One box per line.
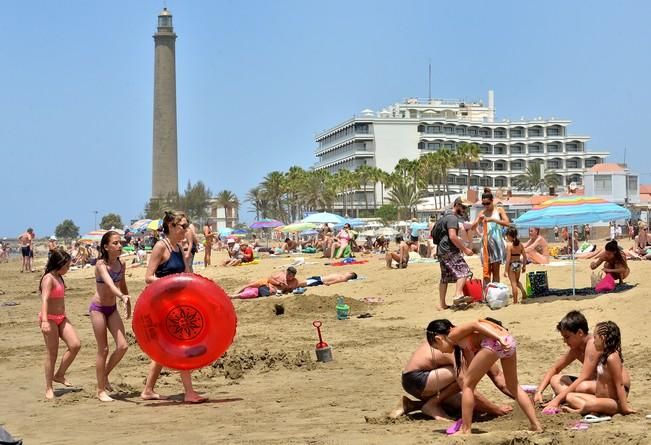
481, 335, 517, 359
39, 312, 67, 326
89, 302, 117, 318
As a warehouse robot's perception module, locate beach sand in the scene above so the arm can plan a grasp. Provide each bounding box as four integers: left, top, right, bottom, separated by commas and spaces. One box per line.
1, 246, 650, 444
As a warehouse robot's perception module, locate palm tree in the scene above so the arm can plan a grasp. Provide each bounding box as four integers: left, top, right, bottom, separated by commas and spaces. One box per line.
245, 186, 267, 220
285, 166, 307, 222
456, 142, 481, 191
376, 169, 391, 208
438, 148, 457, 205
261, 171, 287, 221
355, 164, 375, 214
512, 162, 561, 193
214, 190, 239, 227
387, 178, 424, 220
417, 152, 444, 209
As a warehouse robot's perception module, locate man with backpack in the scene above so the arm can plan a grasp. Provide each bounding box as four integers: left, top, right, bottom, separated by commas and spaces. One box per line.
432, 197, 474, 309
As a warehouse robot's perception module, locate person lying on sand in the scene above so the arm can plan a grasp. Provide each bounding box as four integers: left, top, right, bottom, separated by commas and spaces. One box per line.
299, 272, 357, 287
234, 266, 299, 298
389, 334, 513, 421
535, 311, 598, 407
563, 321, 635, 417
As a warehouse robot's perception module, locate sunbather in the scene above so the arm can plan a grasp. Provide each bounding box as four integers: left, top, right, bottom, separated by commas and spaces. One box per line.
299, 271, 357, 287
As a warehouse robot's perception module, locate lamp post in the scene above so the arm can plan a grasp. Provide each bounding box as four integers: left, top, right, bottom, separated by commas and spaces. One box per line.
93, 210, 98, 231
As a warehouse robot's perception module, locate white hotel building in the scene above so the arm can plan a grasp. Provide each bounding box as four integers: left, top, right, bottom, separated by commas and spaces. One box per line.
314, 91, 609, 208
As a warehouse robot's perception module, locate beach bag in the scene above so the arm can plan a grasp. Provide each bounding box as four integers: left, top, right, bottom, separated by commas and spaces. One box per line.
595, 273, 616, 293
526, 271, 548, 297
463, 277, 484, 302
485, 283, 510, 310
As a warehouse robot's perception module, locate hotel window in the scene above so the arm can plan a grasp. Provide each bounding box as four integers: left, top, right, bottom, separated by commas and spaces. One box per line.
594, 175, 612, 194
547, 127, 561, 136
444, 126, 454, 134
585, 159, 597, 168
529, 144, 544, 154
495, 178, 507, 187
547, 144, 561, 153
426, 126, 435, 134
480, 145, 492, 155
567, 159, 580, 168
456, 127, 466, 135
566, 143, 578, 152
529, 128, 542, 137
480, 161, 492, 170
511, 145, 524, 154
511, 129, 523, 137
468, 129, 478, 136
495, 162, 506, 171
494, 129, 506, 138
548, 160, 560, 169
444, 142, 454, 149
479, 129, 490, 137
511, 161, 524, 171
495, 146, 507, 155
627, 176, 638, 195
427, 142, 440, 150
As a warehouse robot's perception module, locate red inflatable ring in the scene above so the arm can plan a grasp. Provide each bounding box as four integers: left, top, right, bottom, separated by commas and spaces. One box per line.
132, 273, 237, 371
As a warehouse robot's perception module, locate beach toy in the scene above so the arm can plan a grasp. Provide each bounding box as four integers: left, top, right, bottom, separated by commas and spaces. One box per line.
132, 273, 237, 371
312, 320, 333, 362
336, 296, 350, 320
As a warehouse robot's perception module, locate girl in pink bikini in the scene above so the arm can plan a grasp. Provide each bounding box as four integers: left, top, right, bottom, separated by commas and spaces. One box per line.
39, 249, 81, 399
89, 230, 131, 402
427, 318, 542, 435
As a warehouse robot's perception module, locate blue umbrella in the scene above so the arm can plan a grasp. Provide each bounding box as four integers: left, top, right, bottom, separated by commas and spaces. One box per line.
514, 196, 631, 294
249, 219, 285, 229
219, 227, 234, 236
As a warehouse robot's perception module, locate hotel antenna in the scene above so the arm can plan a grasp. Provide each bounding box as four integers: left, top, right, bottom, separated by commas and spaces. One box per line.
428, 60, 432, 102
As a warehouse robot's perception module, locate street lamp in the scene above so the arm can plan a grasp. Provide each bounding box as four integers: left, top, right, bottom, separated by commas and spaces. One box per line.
93, 210, 98, 230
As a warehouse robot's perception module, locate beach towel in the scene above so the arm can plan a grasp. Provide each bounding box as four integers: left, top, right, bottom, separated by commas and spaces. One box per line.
530, 283, 636, 298
330, 259, 368, 266
482, 231, 490, 280
0, 427, 22, 445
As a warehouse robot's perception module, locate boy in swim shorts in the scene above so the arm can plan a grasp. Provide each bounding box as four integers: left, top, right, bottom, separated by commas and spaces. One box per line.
301, 272, 357, 287
535, 310, 598, 407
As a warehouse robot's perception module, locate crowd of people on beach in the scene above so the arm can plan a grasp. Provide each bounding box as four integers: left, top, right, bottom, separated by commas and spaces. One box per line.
11, 188, 641, 437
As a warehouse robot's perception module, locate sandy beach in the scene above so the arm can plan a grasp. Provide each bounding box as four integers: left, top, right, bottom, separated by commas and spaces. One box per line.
1, 245, 650, 445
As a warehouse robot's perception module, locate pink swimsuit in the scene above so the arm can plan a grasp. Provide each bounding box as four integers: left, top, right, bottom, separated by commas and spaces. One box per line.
480, 335, 517, 359
39, 278, 67, 326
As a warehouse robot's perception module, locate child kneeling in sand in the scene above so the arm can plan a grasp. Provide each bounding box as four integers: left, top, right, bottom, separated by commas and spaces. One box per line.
390, 321, 515, 421
563, 321, 635, 416
536, 311, 599, 408
427, 318, 542, 435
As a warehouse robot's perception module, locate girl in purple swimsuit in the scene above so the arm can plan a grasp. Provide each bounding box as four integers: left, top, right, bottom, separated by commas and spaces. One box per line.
89, 230, 131, 402
427, 318, 542, 436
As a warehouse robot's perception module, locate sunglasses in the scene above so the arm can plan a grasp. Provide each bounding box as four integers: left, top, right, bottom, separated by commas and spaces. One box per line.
482, 201, 491, 206
173, 222, 189, 230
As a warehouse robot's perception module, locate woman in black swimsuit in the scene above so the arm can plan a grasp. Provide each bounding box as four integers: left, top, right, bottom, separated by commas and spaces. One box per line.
140, 211, 207, 403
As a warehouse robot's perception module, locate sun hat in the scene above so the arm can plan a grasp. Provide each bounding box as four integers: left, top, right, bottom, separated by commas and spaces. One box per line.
49, 236, 57, 240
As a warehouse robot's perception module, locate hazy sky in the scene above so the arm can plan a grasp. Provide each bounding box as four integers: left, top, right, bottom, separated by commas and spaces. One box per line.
3, 0, 650, 236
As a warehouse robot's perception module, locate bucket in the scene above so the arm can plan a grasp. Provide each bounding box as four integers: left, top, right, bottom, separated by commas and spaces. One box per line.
336, 304, 350, 320
315, 345, 333, 362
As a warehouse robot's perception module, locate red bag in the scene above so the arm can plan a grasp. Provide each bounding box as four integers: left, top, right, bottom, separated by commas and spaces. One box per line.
463, 278, 484, 302
595, 273, 616, 293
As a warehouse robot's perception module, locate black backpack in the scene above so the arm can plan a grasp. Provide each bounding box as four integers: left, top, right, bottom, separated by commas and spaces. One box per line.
431, 218, 447, 245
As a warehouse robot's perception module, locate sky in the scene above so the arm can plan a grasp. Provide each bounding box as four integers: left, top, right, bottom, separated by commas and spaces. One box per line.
3, 0, 651, 237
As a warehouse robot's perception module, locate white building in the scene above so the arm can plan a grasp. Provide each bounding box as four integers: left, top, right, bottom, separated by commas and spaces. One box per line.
583, 163, 639, 205
314, 91, 609, 210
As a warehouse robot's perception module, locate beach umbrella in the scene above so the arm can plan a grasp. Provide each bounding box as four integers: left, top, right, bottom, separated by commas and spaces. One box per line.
360, 229, 376, 237
219, 227, 234, 237
302, 212, 346, 225
514, 196, 631, 294
147, 219, 162, 231
249, 219, 285, 229
130, 219, 152, 232
375, 227, 398, 237
79, 230, 109, 243
277, 222, 317, 233
364, 221, 383, 228
300, 229, 319, 236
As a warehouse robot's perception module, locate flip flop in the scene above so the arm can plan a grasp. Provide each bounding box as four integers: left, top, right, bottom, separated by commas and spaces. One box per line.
446, 419, 463, 435
453, 295, 473, 305
583, 414, 612, 423
567, 421, 589, 431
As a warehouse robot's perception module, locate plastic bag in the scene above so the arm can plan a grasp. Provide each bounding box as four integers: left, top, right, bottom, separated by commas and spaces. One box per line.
485, 283, 511, 310
595, 273, 616, 293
